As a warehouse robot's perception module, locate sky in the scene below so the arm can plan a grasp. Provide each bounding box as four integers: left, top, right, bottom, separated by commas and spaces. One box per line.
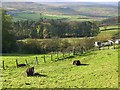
2, 0, 120, 2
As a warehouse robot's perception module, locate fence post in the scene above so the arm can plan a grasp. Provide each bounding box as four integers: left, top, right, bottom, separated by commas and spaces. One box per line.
57, 51, 59, 60
98, 46, 101, 50
25, 59, 28, 65
35, 57, 38, 65
62, 52, 64, 59
113, 43, 115, 49
81, 47, 84, 54
73, 48, 75, 55
69, 51, 71, 57
16, 59, 18, 68
44, 55, 46, 63
51, 53, 53, 61
3, 61, 5, 70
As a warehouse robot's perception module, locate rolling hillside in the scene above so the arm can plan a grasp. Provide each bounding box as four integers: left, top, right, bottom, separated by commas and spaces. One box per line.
2, 2, 118, 21
1, 48, 118, 88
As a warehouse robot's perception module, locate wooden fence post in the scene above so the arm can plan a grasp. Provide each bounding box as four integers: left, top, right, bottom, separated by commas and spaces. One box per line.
62, 52, 64, 59
35, 57, 38, 65
16, 59, 18, 67
81, 47, 84, 54
57, 52, 59, 60
25, 59, 28, 65
69, 51, 71, 57
51, 53, 53, 61
73, 48, 75, 55
44, 55, 46, 63
98, 46, 101, 50
3, 61, 5, 70
113, 43, 115, 49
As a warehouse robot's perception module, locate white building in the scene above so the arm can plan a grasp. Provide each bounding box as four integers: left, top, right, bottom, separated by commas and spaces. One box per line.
115, 39, 120, 44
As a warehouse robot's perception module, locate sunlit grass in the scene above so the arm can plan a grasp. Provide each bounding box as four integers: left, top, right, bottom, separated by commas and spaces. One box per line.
1, 48, 118, 88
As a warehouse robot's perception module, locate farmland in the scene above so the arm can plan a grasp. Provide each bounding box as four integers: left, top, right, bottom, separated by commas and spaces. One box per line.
1, 1, 119, 89
98, 25, 118, 36
1, 48, 118, 88
3, 2, 118, 22
10, 12, 102, 22
1, 24, 119, 88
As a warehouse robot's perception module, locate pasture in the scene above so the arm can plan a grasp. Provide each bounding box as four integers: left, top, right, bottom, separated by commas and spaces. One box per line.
12, 13, 70, 21
2, 2, 119, 89
94, 25, 119, 41
12, 12, 102, 22
1, 48, 118, 88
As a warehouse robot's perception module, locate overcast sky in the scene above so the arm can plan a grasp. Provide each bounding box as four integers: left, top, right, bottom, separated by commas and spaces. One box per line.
2, 0, 119, 2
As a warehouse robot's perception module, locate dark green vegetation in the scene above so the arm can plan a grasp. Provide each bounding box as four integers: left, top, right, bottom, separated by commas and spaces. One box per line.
12, 20, 99, 39
2, 10, 17, 53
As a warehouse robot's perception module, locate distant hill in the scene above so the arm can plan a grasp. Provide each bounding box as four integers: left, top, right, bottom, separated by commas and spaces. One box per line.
3, 2, 118, 18
3, 2, 117, 16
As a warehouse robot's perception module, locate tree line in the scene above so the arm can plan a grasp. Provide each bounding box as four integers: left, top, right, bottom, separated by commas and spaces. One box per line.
17, 38, 94, 54
12, 19, 100, 40
2, 9, 100, 53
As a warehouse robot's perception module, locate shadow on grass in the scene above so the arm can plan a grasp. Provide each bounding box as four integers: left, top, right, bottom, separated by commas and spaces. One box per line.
54, 56, 75, 62
2, 53, 40, 56
75, 63, 89, 66
80, 63, 89, 66
33, 73, 47, 77
66, 56, 75, 59
81, 52, 97, 56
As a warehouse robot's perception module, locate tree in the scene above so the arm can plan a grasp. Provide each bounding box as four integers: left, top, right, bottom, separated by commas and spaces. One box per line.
30, 29, 38, 38
2, 10, 17, 53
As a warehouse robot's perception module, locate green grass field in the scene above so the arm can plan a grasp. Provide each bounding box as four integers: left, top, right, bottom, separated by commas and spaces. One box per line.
100, 26, 118, 31
1, 14, 119, 88
13, 13, 70, 21
1, 48, 118, 88
97, 25, 118, 39
12, 12, 101, 22
99, 29, 118, 36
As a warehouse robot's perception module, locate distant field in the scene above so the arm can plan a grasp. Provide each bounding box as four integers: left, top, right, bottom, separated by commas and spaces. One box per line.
100, 25, 118, 31
98, 25, 118, 37
1, 48, 118, 88
3, 2, 117, 20
13, 13, 70, 21
12, 12, 99, 22
99, 30, 118, 36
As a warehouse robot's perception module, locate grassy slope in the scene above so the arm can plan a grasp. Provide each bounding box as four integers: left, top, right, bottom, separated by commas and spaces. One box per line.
3, 2, 117, 17
1, 48, 118, 88
98, 25, 118, 37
